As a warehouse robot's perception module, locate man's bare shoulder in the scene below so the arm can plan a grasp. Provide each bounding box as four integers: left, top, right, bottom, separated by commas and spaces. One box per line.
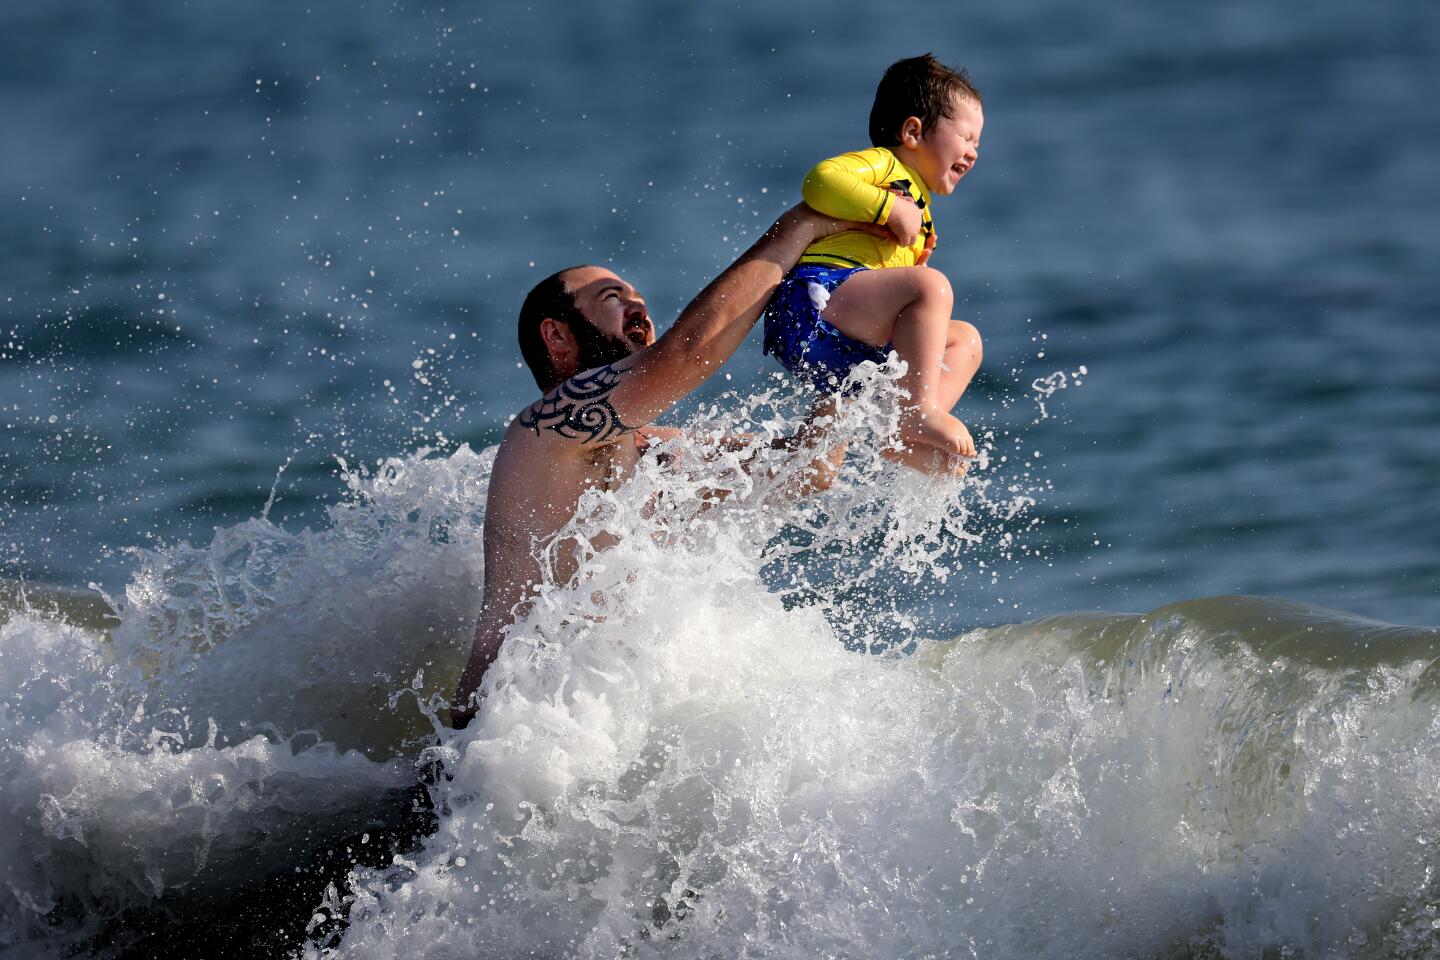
509, 360, 646, 449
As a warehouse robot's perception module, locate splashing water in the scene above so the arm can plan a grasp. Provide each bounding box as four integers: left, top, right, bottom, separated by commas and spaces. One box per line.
3, 368, 1438, 959
0, 443, 502, 955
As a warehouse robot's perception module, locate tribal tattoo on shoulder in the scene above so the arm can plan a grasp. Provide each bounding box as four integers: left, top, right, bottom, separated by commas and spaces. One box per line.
518, 363, 637, 443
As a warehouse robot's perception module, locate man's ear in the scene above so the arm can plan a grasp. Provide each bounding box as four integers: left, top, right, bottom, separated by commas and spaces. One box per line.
539, 316, 578, 381
899, 115, 924, 147
540, 317, 575, 355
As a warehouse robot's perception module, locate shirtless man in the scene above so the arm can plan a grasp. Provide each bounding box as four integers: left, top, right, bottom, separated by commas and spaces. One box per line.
451, 205, 878, 726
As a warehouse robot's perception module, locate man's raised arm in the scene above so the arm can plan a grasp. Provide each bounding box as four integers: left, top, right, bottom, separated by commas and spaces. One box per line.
517, 205, 860, 446
613, 204, 837, 414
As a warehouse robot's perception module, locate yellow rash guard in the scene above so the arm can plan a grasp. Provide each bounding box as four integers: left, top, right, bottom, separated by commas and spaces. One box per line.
799, 146, 935, 269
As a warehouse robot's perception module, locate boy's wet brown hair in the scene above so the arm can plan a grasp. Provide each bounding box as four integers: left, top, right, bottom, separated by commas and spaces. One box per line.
868, 54, 982, 149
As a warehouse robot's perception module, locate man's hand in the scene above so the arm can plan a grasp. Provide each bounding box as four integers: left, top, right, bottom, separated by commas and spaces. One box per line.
885, 195, 924, 247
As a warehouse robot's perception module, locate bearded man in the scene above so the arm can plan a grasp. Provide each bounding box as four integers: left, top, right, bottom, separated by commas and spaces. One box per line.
452, 205, 928, 725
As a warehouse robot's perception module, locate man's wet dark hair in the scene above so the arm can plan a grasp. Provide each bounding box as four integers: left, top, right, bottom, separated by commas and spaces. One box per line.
868, 54, 982, 149
517, 266, 587, 390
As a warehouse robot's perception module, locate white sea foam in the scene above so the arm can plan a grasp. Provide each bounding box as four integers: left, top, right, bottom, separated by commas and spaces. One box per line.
312, 566, 1440, 956
3, 368, 1438, 958
314, 374, 1437, 959
0, 445, 502, 954
0, 611, 414, 955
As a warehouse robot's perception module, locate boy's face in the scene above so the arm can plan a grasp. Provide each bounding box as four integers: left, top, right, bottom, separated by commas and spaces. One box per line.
907, 94, 984, 196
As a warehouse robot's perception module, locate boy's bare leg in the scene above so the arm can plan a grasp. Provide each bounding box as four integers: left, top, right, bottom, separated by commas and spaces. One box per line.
822, 266, 975, 460
937, 319, 983, 410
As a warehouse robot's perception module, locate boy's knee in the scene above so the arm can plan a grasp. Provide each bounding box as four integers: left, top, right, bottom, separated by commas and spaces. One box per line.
910, 266, 953, 307
951, 319, 983, 359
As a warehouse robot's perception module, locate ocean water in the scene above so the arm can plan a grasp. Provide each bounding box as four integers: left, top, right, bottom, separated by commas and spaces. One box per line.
2, 1, 1439, 957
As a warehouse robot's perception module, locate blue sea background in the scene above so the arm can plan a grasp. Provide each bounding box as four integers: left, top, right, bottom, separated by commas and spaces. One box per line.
2, 0, 1437, 627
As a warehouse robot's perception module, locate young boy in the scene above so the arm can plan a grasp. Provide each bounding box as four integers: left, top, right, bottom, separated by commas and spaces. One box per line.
764, 54, 985, 467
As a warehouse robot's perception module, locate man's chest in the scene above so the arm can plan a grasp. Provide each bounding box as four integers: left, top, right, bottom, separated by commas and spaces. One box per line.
575, 434, 646, 492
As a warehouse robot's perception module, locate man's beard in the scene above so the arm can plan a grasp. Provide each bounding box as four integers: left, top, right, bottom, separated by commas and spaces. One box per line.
570, 318, 637, 372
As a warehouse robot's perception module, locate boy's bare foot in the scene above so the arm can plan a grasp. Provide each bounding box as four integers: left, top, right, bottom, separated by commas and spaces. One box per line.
900, 407, 975, 458
879, 407, 975, 475
880, 442, 970, 477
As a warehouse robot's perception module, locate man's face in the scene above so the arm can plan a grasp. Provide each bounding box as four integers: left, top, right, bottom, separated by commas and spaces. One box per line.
562, 266, 655, 370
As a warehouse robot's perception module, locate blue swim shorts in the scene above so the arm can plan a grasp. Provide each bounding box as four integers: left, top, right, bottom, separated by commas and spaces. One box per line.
763, 263, 892, 392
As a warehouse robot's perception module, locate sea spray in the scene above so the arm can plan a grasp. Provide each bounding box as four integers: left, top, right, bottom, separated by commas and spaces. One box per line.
316, 596, 1440, 959
3, 364, 1437, 958
104, 444, 496, 756
0, 609, 419, 955
0, 446, 504, 954
301, 373, 1440, 958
